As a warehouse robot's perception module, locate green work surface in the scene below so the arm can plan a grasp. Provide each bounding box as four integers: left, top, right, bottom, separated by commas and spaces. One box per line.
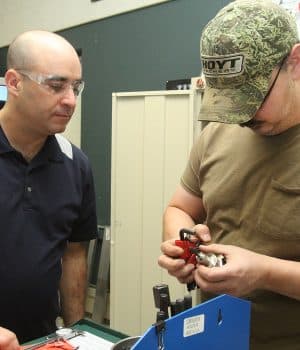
73, 318, 128, 343
24, 318, 128, 346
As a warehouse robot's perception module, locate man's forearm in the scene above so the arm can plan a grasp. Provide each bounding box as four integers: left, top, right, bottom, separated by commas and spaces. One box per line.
163, 206, 196, 241
163, 185, 206, 241
59, 242, 89, 326
262, 256, 300, 301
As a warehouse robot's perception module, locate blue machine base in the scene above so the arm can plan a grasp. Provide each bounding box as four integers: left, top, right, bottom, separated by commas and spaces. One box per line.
133, 294, 250, 350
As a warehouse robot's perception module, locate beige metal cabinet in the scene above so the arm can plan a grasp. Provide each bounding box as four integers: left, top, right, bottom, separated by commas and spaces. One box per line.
110, 90, 202, 336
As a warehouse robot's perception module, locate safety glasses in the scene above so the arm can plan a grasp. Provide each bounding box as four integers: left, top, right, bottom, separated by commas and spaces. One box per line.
16, 70, 85, 97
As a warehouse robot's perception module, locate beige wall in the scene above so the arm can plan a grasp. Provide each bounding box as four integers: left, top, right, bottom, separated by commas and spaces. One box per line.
0, 0, 171, 47
61, 95, 82, 148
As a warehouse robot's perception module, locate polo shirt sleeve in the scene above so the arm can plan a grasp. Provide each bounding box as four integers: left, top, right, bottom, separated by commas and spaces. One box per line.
69, 153, 98, 242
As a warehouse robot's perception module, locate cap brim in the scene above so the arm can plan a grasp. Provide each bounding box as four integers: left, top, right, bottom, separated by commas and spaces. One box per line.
198, 84, 265, 124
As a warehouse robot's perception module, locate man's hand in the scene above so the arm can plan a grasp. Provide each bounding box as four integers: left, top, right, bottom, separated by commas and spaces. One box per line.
158, 224, 212, 285
158, 239, 195, 284
193, 244, 268, 297
193, 224, 211, 243
0, 327, 20, 350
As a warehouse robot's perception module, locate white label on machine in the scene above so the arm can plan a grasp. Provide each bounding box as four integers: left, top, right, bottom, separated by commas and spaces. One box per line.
183, 314, 205, 337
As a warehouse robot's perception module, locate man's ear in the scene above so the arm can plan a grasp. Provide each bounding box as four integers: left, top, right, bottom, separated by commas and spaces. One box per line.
5, 69, 21, 95
288, 43, 300, 79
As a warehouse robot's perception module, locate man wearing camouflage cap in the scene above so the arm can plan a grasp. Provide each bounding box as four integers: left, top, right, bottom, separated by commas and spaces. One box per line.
158, 1, 300, 349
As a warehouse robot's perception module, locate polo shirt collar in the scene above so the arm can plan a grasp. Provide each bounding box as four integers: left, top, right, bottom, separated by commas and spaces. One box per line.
0, 126, 14, 155
0, 126, 65, 163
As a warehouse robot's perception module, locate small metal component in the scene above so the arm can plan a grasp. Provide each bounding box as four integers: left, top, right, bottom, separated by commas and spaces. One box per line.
179, 228, 197, 241
157, 330, 165, 350
56, 328, 74, 338
156, 310, 168, 322
155, 320, 165, 350
190, 248, 225, 268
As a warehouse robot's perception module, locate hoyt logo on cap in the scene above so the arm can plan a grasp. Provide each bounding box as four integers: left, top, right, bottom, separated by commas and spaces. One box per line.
202, 54, 244, 77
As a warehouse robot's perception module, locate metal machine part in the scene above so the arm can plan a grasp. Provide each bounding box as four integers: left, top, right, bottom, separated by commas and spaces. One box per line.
176, 228, 225, 268
55, 328, 74, 338
175, 228, 226, 291
153, 284, 170, 310
190, 248, 225, 268
175, 228, 200, 265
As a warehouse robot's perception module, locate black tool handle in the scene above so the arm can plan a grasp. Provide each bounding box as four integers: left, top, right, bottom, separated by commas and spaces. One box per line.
184, 294, 193, 310
153, 284, 170, 309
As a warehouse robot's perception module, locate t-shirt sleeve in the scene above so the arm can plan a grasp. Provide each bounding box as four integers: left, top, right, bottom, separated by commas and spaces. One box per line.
180, 124, 212, 197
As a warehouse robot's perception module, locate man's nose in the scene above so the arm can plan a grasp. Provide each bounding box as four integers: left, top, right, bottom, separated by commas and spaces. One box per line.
60, 86, 77, 107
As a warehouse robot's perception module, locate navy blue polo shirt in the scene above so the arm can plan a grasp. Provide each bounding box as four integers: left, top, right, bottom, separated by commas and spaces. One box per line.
0, 128, 97, 343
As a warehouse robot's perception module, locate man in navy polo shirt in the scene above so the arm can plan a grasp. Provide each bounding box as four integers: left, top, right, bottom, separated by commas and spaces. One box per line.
0, 30, 97, 344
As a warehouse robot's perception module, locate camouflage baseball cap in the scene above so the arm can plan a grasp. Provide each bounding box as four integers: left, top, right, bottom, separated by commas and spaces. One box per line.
199, 0, 299, 124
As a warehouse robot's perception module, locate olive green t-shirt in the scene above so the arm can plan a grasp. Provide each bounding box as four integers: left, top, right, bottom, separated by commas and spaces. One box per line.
181, 122, 300, 350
